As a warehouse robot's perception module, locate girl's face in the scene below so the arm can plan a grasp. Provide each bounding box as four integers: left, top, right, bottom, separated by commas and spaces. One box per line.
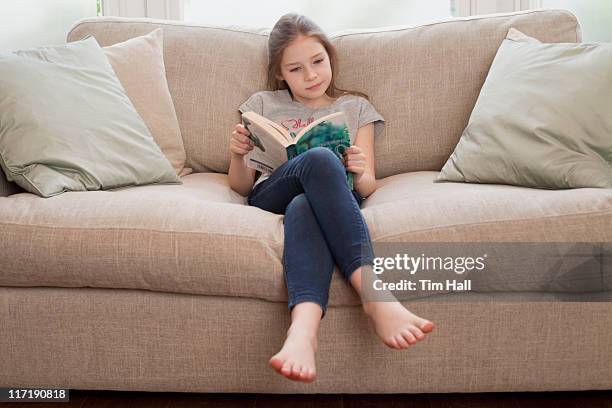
276, 36, 333, 105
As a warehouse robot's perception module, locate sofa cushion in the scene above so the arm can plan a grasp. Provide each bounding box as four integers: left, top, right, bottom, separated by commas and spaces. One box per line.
103, 28, 192, 177
436, 28, 612, 189
1, 171, 610, 307
363, 172, 612, 242
66, 10, 580, 178
0, 172, 294, 303
0, 36, 181, 197
68, 17, 271, 176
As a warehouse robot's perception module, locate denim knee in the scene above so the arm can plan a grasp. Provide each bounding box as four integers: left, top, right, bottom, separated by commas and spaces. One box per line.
300, 147, 346, 177
286, 192, 308, 213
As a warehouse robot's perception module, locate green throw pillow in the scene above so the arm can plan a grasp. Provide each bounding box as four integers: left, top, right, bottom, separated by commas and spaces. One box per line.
436, 28, 612, 189
0, 36, 181, 197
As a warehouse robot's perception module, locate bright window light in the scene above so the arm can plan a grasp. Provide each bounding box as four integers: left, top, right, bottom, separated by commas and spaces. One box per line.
183, 0, 453, 32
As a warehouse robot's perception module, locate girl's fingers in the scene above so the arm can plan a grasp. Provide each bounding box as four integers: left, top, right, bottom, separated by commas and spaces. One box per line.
234, 125, 251, 137
232, 133, 253, 145
231, 140, 253, 151
231, 148, 248, 155
238, 125, 251, 136
346, 166, 364, 174
344, 154, 365, 162
345, 160, 364, 168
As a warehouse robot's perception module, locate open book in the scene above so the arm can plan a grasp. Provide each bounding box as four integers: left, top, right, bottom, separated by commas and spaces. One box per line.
241, 111, 353, 189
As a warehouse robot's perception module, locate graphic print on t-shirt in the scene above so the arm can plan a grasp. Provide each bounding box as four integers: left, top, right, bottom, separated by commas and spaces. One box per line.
281, 117, 316, 139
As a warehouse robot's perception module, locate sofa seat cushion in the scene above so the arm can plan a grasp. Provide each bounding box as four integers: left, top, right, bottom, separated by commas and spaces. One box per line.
362, 172, 612, 242
0, 172, 294, 302
1, 171, 610, 307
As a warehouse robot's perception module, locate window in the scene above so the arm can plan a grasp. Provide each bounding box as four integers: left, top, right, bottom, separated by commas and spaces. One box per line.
0, 0, 97, 52
541, 0, 612, 41
98, 0, 611, 42
450, 0, 611, 41
184, 0, 453, 32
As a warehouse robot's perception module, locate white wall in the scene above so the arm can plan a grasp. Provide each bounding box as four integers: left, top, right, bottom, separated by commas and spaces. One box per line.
541, 0, 612, 41
184, 0, 452, 33
0, 0, 97, 53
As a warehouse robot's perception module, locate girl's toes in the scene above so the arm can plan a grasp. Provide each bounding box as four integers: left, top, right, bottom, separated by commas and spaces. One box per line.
298, 366, 309, 380
395, 334, 410, 349
292, 364, 302, 379
420, 320, 435, 333
281, 361, 294, 376
409, 326, 424, 341
269, 356, 284, 371
401, 329, 417, 345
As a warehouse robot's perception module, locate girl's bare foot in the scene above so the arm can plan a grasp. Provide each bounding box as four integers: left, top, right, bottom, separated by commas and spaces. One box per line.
269, 326, 318, 382
363, 300, 434, 349
268, 302, 321, 382
349, 266, 434, 349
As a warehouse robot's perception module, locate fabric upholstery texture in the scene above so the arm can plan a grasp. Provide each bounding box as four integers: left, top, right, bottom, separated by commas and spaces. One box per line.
437, 28, 612, 189
1, 287, 612, 393
0, 36, 181, 197
103, 28, 192, 177
65, 10, 581, 178
1, 172, 610, 306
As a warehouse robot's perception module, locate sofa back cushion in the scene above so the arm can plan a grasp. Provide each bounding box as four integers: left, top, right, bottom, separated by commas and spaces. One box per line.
67, 10, 580, 178
69, 18, 271, 175
0, 36, 182, 197
103, 28, 192, 177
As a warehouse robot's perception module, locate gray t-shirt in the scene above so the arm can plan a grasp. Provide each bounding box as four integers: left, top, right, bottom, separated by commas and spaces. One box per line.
238, 89, 385, 189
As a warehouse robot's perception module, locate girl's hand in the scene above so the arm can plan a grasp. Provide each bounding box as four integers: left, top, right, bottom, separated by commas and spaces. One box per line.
342, 145, 366, 183
230, 123, 254, 159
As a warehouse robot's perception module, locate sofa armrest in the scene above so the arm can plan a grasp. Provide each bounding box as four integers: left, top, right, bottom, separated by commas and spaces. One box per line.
0, 169, 23, 197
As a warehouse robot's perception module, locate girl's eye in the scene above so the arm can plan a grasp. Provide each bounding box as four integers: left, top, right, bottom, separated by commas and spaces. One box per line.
289, 59, 324, 72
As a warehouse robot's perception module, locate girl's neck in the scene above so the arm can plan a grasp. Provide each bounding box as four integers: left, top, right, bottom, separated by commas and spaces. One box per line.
292, 93, 336, 110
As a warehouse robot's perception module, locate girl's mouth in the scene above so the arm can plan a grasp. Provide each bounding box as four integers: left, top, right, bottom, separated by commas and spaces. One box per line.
307, 82, 322, 90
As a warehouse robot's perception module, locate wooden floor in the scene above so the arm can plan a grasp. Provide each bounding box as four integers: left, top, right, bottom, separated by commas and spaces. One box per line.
1, 390, 610, 407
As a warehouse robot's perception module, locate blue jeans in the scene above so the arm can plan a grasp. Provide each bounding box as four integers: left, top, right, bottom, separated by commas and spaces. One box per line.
247, 147, 375, 319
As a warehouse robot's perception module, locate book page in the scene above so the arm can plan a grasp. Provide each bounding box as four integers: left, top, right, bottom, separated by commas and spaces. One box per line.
295, 111, 345, 141
242, 112, 291, 173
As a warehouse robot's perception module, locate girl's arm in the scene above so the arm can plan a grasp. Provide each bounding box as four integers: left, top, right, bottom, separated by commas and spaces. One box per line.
345, 123, 377, 198
228, 154, 257, 197
228, 123, 257, 197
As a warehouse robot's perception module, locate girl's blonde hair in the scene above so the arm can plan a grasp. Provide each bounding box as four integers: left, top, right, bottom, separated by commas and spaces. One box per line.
267, 13, 369, 101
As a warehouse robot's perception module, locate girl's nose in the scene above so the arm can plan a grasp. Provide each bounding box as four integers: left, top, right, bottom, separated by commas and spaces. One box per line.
304, 69, 317, 80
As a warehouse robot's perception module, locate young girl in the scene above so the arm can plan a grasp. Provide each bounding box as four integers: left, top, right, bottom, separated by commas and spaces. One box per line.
228, 13, 434, 383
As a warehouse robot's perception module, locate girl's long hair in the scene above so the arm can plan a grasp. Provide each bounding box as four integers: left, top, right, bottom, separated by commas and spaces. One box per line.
267, 13, 369, 101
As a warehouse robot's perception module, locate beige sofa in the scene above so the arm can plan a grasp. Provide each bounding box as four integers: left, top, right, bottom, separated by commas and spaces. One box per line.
1, 9, 611, 394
